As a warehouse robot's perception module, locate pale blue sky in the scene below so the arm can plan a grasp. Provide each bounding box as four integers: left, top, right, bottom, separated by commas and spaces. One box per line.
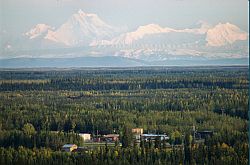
1, 0, 249, 35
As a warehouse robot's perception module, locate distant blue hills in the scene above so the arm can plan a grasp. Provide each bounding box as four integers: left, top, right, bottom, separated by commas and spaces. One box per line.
0, 56, 248, 68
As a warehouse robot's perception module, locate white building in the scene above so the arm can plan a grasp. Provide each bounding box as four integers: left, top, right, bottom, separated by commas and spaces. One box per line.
79, 133, 91, 142
141, 134, 169, 141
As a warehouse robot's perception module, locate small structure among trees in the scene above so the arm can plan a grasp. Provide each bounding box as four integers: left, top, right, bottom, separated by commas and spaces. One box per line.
141, 134, 169, 142
132, 128, 143, 135
78, 133, 91, 142
195, 130, 213, 139
62, 144, 78, 152
132, 128, 143, 143
103, 134, 119, 142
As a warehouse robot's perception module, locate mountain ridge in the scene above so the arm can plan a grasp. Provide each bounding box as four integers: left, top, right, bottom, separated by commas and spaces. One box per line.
2, 9, 248, 63
24, 10, 248, 48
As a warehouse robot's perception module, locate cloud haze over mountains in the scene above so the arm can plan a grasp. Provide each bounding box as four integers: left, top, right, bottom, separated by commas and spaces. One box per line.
0, 6, 249, 67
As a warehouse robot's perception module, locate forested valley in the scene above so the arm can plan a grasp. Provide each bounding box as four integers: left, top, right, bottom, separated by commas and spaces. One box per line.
0, 66, 248, 165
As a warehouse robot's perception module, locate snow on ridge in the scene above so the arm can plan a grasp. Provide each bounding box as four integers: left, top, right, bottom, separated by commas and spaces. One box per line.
90, 23, 175, 46
25, 24, 54, 39
91, 22, 248, 47
46, 10, 116, 46
24, 10, 248, 50
26, 9, 117, 46
206, 22, 248, 47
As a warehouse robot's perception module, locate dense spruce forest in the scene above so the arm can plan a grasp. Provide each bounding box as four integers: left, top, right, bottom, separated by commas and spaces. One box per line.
0, 66, 248, 165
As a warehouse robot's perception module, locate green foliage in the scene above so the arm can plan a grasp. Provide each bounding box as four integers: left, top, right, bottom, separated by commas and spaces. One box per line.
22, 123, 36, 136
0, 67, 248, 164
121, 125, 133, 148
170, 130, 182, 145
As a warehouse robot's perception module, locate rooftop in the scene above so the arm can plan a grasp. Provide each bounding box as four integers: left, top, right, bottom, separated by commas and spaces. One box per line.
62, 144, 77, 148
142, 134, 168, 137
104, 134, 119, 138
79, 133, 91, 135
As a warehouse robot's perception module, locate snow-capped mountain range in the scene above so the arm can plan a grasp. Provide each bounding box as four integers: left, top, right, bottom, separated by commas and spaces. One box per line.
92, 22, 247, 48
2, 9, 249, 62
